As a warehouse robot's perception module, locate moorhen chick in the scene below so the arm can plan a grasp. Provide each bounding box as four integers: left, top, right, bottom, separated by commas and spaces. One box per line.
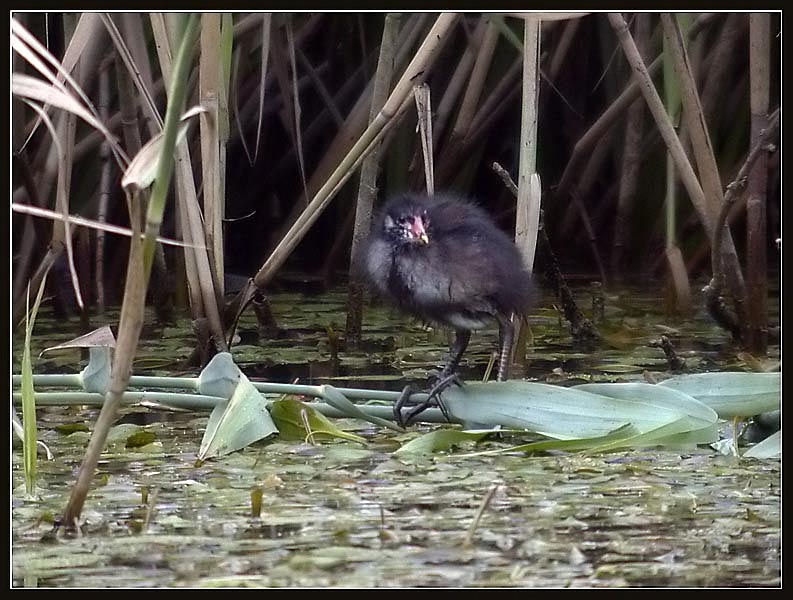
359, 192, 533, 425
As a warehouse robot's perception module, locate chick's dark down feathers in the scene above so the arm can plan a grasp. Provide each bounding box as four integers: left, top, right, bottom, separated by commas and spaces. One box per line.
360, 192, 533, 330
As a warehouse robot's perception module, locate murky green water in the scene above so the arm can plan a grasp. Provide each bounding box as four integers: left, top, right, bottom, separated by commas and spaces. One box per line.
12, 281, 781, 587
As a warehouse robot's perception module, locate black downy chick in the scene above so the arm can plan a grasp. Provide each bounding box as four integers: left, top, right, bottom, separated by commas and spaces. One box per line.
359, 192, 533, 425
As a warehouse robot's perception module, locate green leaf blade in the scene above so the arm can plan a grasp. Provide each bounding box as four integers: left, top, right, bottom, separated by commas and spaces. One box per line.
442, 380, 719, 449
21, 275, 49, 495
658, 372, 780, 418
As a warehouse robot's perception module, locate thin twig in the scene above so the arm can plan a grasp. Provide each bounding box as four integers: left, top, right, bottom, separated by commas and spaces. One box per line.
711, 107, 779, 289
465, 484, 500, 545
414, 82, 434, 194
492, 162, 600, 345
648, 335, 686, 372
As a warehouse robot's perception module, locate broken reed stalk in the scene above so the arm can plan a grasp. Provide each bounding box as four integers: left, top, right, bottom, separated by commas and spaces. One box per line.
346, 12, 402, 347
744, 13, 771, 354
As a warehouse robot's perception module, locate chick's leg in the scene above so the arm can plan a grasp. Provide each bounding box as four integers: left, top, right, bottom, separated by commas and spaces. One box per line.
394, 329, 470, 426
437, 328, 471, 381
495, 313, 515, 381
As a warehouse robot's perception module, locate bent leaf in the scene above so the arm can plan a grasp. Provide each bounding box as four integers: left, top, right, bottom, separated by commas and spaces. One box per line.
12, 73, 118, 151
198, 352, 242, 399
80, 347, 113, 394
43, 325, 117, 352
121, 105, 207, 191
198, 370, 278, 460
269, 398, 366, 445
320, 385, 404, 433
41, 326, 116, 394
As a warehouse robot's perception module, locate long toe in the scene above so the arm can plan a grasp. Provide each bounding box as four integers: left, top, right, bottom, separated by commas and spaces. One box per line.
424, 373, 462, 423
403, 400, 435, 426
394, 383, 421, 427
426, 372, 462, 399
396, 375, 462, 426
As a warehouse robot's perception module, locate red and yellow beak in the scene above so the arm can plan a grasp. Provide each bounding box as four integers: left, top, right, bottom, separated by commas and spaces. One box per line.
410, 216, 429, 244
